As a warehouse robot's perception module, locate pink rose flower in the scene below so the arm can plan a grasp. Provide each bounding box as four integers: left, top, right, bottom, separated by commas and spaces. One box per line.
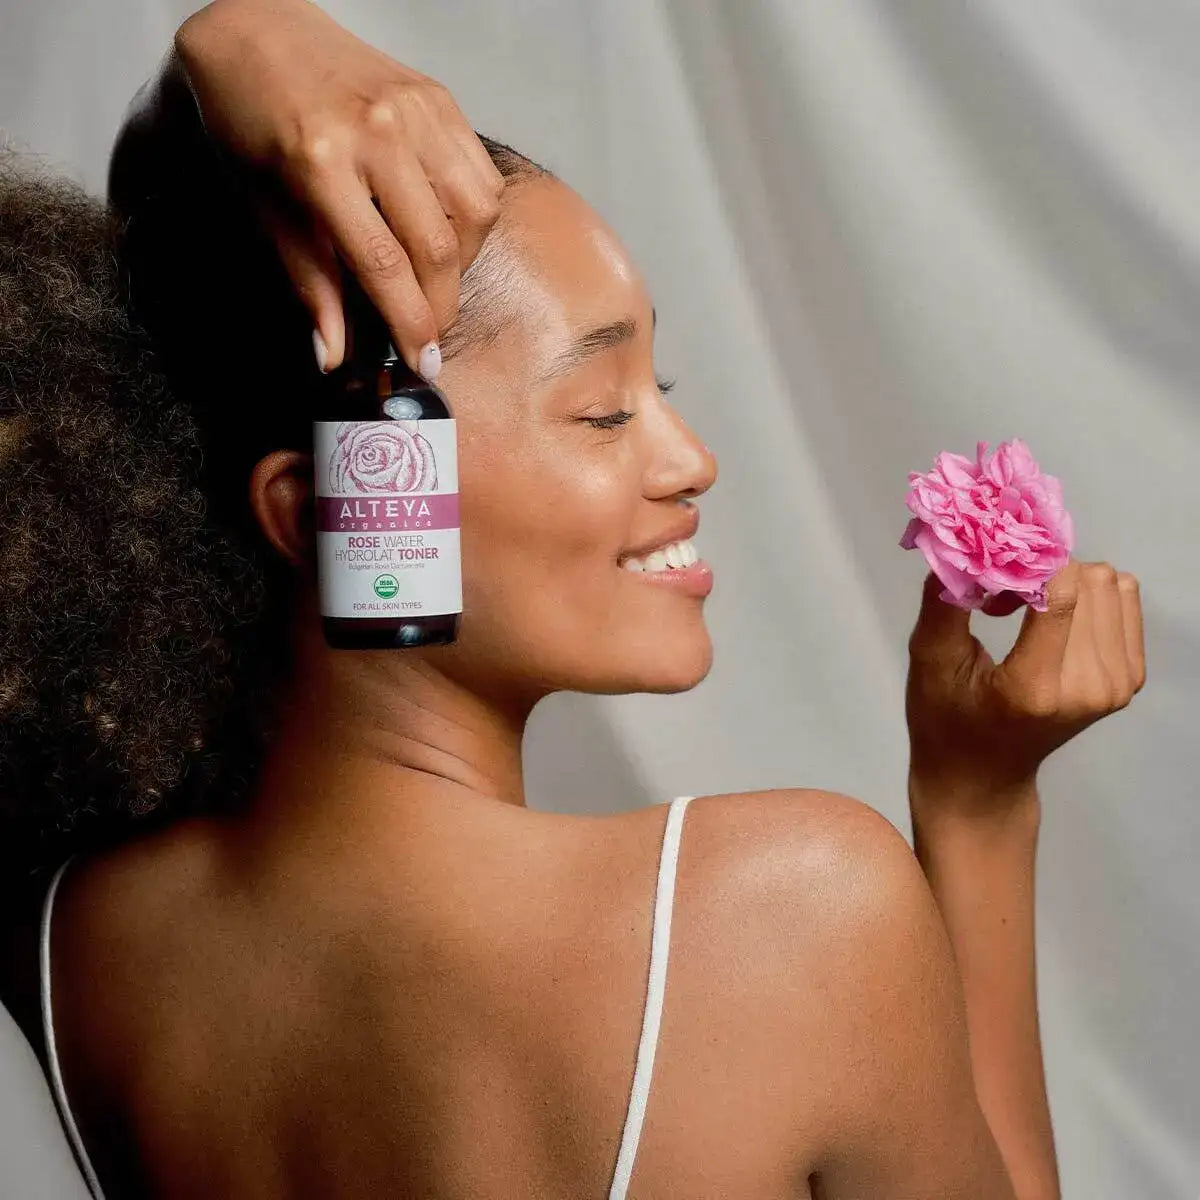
899, 438, 1073, 612
330, 421, 437, 494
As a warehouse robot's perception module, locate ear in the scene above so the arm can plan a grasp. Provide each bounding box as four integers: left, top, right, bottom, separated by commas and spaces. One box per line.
248, 449, 314, 568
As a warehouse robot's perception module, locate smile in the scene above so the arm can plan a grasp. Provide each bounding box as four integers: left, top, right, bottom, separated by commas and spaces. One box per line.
619, 539, 714, 598
620, 538, 698, 573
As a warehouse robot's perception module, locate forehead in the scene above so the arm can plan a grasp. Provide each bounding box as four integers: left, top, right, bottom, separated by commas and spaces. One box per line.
494, 178, 649, 355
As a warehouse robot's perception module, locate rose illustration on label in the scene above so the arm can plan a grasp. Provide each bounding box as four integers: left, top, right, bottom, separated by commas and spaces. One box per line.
329, 421, 438, 495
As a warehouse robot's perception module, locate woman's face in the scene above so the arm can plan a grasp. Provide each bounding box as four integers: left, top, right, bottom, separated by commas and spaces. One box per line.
434, 176, 718, 700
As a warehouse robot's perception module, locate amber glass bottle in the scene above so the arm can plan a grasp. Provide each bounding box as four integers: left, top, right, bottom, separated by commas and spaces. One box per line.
313, 289, 461, 649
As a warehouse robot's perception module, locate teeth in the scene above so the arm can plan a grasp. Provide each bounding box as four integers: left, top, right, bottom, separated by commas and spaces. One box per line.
622, 538, 698, 573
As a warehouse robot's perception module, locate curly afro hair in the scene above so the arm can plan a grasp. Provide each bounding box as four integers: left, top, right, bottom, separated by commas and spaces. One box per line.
0, 149, 292, 884
0, 67, 545, 884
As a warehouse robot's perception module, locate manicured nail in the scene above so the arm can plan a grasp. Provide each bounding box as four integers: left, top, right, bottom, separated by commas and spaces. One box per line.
312, 328, 328, 373
417, 341, 442, 382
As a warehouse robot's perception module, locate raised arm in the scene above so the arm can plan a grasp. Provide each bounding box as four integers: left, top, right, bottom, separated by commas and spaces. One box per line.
803, 557, 1144, 1198
900, 558, 1145, 1198
907, 776, 1054, 1199
165, 0, 504, 375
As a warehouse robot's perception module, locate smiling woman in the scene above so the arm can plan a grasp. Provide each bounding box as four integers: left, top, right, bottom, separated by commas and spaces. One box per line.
0, 3, 1083, 1199
105, 53, 719, 704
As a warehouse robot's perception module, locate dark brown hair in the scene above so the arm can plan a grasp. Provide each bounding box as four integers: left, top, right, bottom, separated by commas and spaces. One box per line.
0, 73, 544, 881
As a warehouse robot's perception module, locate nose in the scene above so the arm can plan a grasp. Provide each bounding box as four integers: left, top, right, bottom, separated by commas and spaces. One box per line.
644, 402, 717, 501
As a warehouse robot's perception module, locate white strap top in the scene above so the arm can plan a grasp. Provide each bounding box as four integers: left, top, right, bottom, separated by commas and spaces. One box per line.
608, 793, 692, 1199
40, 794, 694, 1200
40, 854, 106, 1200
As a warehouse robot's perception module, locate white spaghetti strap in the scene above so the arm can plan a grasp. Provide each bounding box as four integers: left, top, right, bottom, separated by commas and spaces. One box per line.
40, 856, 107, 1200
608, 795, 693, 1200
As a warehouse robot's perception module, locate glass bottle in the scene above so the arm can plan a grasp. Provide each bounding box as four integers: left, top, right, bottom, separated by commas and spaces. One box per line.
312, 288, 461, 649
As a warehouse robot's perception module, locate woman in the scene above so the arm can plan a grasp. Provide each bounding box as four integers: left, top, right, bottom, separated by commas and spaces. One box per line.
0, 1, 1146, 1197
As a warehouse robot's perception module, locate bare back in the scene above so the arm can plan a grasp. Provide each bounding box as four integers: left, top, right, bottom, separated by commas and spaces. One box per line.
33, 789, 1008, 1199
35, 793, 853, 1198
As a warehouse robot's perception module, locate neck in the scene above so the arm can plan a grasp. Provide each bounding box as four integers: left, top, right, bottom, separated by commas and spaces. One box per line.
241, 609, 537, 849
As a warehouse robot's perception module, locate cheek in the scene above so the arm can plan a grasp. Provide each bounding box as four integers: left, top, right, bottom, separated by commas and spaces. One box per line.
453, 431, 646, 672
460, 431, 635, 584
542, 468, 634, 570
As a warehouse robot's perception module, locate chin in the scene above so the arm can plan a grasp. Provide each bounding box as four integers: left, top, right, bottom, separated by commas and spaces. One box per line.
619, 635, 714, 695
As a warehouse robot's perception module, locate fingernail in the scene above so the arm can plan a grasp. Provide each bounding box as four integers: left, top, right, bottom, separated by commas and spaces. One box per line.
417, 341, 442, 383
312, 328, 328, 374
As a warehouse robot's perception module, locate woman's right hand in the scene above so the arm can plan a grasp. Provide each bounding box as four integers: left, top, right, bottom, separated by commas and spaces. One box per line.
904, 557, 1147, 816
173, 0, 504, 376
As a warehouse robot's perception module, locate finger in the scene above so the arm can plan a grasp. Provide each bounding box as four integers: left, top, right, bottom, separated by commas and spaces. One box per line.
450, 120, 507, 200
298, 170, 439, 379
429, 148, 499, 273
367, 150, 462, 334
998, 558, 1081, 690
260, 201, 346, 371
1118, 571, 1147, 693
414, 83, 508, 251
417, 131, 504, 272
1057, 570, 1109, 706
981, 590, 1025, 617
908, 570, 974, 665
1084, 563, 1131, 700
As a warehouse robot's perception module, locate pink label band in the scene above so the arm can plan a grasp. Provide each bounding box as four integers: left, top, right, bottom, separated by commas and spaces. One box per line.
316, 492, 460, 532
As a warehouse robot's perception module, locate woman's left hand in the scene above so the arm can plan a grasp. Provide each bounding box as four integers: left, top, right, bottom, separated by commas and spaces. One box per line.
174, 0, 504, 376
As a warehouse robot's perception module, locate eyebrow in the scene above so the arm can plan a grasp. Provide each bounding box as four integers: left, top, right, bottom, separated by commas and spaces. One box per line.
541, 307, 656, 381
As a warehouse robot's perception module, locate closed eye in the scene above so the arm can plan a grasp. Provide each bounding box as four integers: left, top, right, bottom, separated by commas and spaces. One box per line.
585, 410, 636, 430
583, 377, 672, 430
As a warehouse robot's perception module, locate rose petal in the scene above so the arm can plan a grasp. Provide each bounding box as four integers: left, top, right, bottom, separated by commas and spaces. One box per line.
936, 451, 979, 489
900, 438, 1073, 610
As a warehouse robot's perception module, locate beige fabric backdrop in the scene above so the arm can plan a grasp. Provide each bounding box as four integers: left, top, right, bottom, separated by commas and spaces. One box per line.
2, 2, 1196, 1196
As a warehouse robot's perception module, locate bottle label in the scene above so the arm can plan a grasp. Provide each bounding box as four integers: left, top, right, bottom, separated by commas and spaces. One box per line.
313, 419, 462, 619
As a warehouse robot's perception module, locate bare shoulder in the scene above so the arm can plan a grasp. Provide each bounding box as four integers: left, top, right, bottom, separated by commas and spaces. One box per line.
677, 786, 925, 924
658, 786, 938, 1049
54, 819, 220, 963
46, 820, 223, 1071
674, 789, 1011, 1196
676, 785, 955, 1033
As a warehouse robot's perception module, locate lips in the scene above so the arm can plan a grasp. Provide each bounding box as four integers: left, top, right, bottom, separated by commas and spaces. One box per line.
616, 508, 711, 596
624, 556, 714, 598
618, 509, 700, 567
